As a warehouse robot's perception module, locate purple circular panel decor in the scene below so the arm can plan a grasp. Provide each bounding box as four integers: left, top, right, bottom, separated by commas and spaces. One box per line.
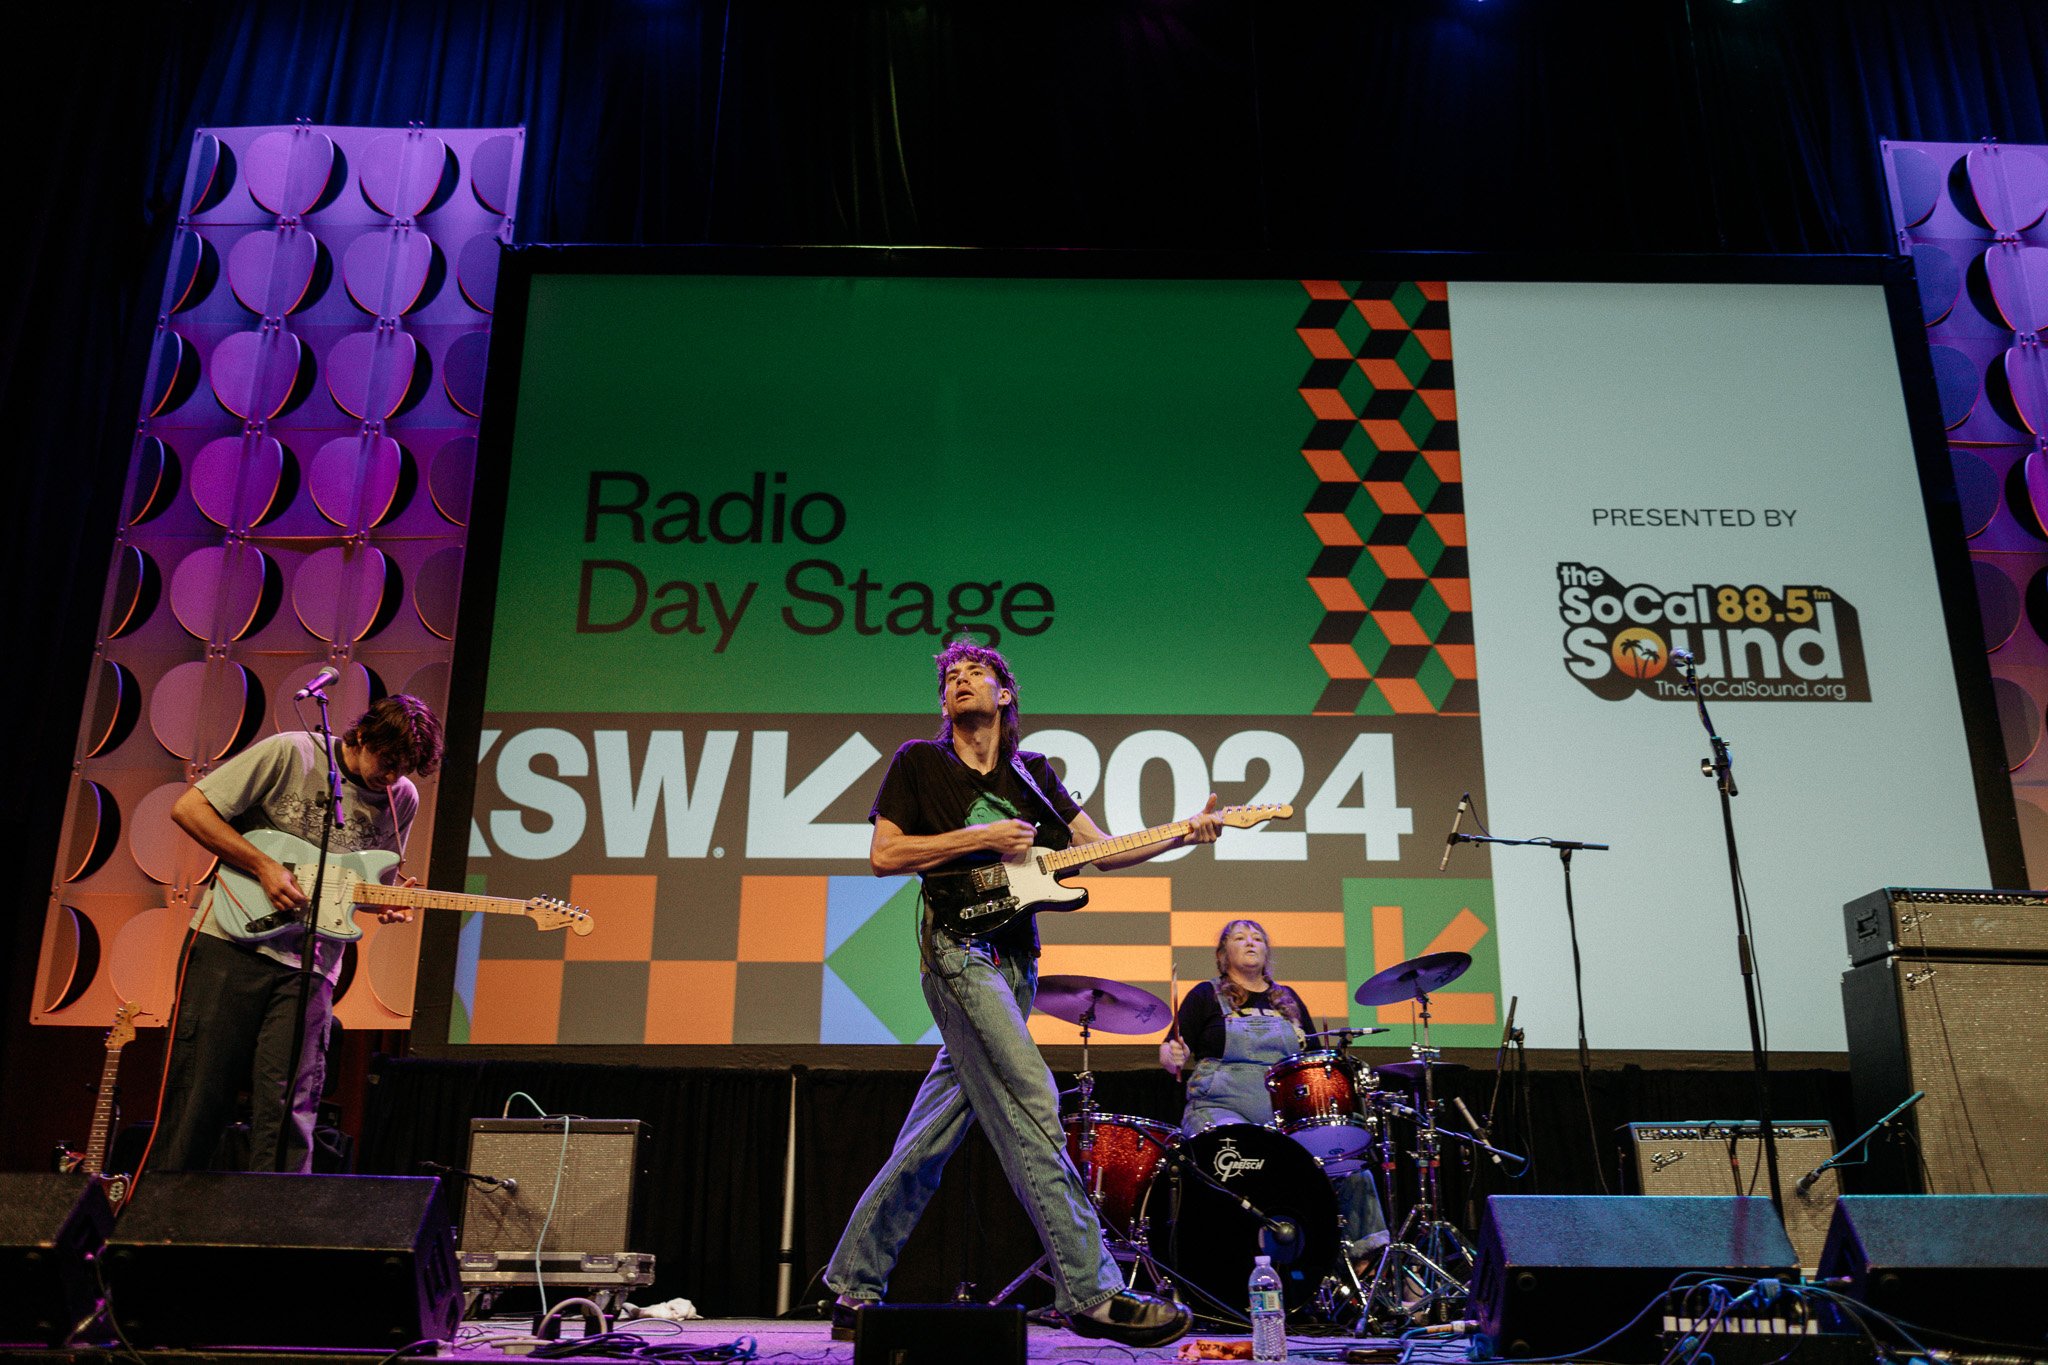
359, 131, 448, 218
310, 432, 405, 529
149, 658, 254, 762
129, 435, 175, 524
471, 134, 518, 214
326, 329, 420, 420
2005, 343, 2048, 434
1890, 146, 1941, 228
147, 331, 187, 417
2023, 564, 2048, 646
1993, 674, 2045, 770
190, 434, 287, 528
443, 329, 491, 417
85, 660, 139, 757
428, 435, 475, 525
1976, 560, 2023, 650
272, 659, 374, 737
186, 132, 225, 214
1967, 145, 2048, 234
343, 228, 436, 316
1952, 451, 1999, 537
244, 128, 337, 217
293, 544, 392, 642
457, 234, 500, 312
107, 545, 157, 637
110, 908, 189, 1024
413, 546, 464, 639
169, 543, 274, 641
1928, 345, 1982, 428
168, 229, 210, 312
1912, 244, 1960, 327
1986, 245, 2048, 335
38, 906, 98, 1013
62, 779, 114, 882
227, 226, 321, 316
401, 660, 452, 713
210, 328, 304, 420
128, 780, 216, 886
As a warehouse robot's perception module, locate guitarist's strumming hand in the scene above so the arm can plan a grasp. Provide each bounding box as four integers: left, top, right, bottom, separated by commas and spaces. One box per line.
979, 819, 1038, 857
256, 857, 311, 913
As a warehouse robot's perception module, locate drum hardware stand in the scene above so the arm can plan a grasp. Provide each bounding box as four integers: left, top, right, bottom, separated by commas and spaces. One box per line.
1359, 990, 1474, 1331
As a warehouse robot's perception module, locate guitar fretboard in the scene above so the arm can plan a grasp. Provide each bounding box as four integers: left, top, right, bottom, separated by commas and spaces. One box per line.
351, 883, 534, 917
1046, 820, 1192, 872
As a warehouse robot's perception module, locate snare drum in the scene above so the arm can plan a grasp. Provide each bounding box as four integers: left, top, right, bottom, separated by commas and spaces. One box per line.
1062, 1111, 1175, 1236
1265, 1049, 1377, 1173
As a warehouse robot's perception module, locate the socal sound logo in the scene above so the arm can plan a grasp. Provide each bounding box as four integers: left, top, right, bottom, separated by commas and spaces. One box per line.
1557, 563, 1870, 702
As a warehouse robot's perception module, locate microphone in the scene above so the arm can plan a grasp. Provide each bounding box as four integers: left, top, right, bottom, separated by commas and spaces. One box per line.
494, 1175, 520, 1196
295, 665, 342, 700
1438, 792, 1470, 872
1453, 1096, 1500, 1163
1793, 1165, 1824, 1198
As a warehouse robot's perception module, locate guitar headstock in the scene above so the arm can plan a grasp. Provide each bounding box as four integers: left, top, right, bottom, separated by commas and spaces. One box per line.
1220, 803, 1293, 828
107, 1001, 141, 1050
526, 896, 595, 936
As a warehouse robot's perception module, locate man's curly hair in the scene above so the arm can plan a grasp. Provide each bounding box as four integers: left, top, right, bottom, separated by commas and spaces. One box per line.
345, 694, 444, 776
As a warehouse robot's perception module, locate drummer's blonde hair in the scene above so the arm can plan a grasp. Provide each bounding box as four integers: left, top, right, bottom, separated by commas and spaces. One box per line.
1213, 920, 1307, 1026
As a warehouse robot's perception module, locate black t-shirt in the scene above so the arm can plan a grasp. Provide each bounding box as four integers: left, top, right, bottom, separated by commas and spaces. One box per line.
1174, 978, 1311, 1064
870, 738, 1081, 957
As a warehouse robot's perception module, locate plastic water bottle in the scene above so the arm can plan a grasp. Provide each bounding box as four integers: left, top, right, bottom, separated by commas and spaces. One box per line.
1248, 1255, 1286, 1361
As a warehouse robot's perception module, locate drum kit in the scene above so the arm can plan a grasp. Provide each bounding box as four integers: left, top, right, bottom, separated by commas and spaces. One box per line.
1008, 952, 1523, 1333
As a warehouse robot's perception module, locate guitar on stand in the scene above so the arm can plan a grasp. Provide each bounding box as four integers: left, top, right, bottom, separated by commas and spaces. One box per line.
54, 1002, 144, 1209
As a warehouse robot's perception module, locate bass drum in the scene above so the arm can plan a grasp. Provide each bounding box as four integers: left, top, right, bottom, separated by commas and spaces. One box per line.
1166, 1124, 1339, 1317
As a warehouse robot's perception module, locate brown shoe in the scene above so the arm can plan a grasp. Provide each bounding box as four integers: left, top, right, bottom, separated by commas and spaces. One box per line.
1067, 1290, 1191, 1348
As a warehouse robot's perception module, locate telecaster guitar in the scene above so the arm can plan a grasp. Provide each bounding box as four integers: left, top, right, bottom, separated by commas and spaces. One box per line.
211, 828, 593, 942
56, 1002, 141, 1208
922, 804, 1293, 938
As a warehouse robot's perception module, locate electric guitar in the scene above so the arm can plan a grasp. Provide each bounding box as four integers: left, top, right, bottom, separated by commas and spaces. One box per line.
922, 804, 1293, 937
209, 828, 593, 942
56, 1002, 141, 1208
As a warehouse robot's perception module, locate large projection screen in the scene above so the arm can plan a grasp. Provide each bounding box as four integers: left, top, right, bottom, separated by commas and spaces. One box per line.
419, 250, 2014, 1061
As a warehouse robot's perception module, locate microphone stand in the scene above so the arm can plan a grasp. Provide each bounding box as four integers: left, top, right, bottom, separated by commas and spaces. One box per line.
1673, 654, 1784, 1216
1794, 1091, 1925, 1197
274, 688, 342, 1173
1446, 831, 1611, 1191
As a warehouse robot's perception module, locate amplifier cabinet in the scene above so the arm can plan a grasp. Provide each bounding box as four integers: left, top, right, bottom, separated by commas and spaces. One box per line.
459, 1118, 649, 1255
1841, 957, 2048, 1194
1620, 1121, 1836, 1272
1843, 886, 2048, 967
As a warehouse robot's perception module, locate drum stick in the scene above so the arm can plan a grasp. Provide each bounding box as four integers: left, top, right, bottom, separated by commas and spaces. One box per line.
1168, 960, 1180, 1043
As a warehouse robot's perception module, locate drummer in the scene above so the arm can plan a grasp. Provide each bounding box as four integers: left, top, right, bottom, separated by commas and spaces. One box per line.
1161, 919, 1389, 1261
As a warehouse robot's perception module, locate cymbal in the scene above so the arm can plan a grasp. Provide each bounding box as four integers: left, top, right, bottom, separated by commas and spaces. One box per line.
1305, 1026, 1393, 1040
1353, 951, 1473, 1006
1373, 1059, 1469, 1086
1034, 975, 1170, 1035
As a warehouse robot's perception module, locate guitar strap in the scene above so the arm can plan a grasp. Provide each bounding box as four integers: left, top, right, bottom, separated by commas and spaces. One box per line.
1007, 752, 1068, 838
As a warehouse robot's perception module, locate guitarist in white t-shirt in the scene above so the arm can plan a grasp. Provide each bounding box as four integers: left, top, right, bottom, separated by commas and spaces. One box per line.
153, 694, 442, 1173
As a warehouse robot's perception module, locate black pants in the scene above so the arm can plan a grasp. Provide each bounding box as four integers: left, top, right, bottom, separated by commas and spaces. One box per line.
153, 932, 334, 1173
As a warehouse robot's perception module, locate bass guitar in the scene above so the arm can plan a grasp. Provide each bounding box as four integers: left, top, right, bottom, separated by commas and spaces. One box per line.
922, 803, 1292, 938
55, 1001, 141, 1208
210, 828, 593, 942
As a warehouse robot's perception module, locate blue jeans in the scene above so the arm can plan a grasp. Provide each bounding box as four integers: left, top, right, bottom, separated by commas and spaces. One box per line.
825, 935, 1121, 1314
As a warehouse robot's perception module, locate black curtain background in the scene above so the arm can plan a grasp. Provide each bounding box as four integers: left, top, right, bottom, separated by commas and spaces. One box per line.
3, 0, 2034, 1312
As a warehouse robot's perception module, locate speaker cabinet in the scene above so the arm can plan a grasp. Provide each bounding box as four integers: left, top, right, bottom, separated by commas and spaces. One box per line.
460, 1118, 649, 1254
1621, 1121, 1837, 1271
0, 1174, 114, 1347
1842, 957, 2048, 1193
1818, 1194, 2048, 1349
853, 1305, 1025, 1365
103, 1173, 459, 1348
1470, 1196, 1798, 1363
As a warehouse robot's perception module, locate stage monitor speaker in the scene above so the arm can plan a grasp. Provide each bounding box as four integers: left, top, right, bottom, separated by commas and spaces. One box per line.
1621, 1121, 1838, 1271
1841, 956, 2048, 1193
1817, 1194, 2048, 1350
102, 1173, 459, 1349
460, 1118, 649, 1254
853, 1305, 1025, 1365
0, 1173, 114, 1347
1470, 1195, 1798, 1364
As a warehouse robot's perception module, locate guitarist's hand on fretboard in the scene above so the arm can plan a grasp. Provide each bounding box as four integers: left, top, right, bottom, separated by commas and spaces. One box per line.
375, 874, 420, 924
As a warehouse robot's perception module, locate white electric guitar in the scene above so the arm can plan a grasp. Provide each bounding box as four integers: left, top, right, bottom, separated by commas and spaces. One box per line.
921, 804, 1293, 937
209, 828, 593, 942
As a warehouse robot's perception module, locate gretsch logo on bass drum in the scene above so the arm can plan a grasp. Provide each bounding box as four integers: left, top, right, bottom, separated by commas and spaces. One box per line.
1211, 1137, 1266, 1180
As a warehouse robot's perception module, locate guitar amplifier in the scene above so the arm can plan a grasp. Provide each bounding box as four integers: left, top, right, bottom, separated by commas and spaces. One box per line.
1620, 1122, 1837, 1272
1843, 887, 2048, 966
459, 1119, 649, 1256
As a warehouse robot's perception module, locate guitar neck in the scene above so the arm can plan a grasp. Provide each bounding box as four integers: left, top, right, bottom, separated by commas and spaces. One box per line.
350, 882, 536, 918
1045, 819, 1192, 873
84, 1047, 122, 1176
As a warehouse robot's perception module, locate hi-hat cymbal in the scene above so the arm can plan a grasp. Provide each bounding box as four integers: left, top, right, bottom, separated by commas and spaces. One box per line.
1353, 951, 1473, 1006
1034, 975, 1170, 1035
1373, 1059, 1469, 1086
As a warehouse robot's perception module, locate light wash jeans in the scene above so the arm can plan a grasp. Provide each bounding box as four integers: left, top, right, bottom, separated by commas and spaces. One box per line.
825, 934, 1121, 1314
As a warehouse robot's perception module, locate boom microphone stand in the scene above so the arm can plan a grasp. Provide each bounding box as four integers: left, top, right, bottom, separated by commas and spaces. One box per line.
274, 679, 343, 1173
1671, 650, 1784, 1215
